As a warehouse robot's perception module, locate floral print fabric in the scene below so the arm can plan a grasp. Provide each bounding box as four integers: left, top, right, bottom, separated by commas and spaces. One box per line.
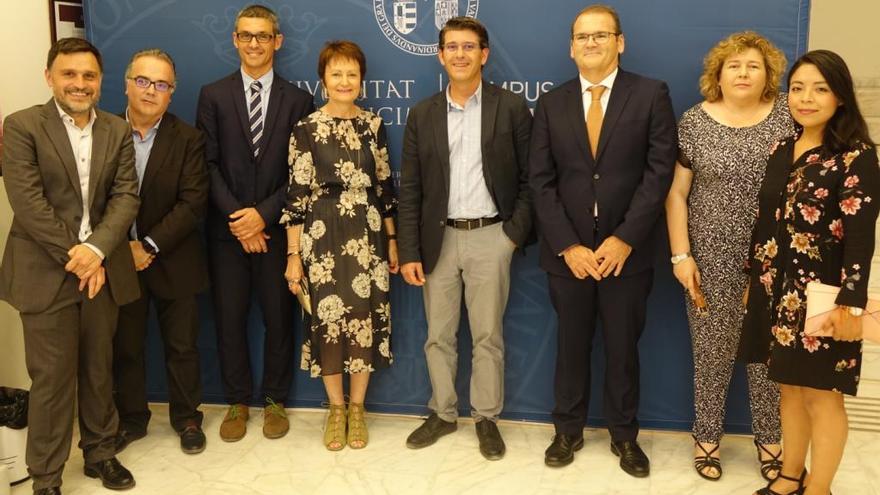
282, 109, 397, 377
740, 136, 880, 395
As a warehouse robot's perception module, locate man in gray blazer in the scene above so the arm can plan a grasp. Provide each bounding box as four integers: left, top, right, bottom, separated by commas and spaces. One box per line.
0, 38, 140, 494
398, 17, 532, 460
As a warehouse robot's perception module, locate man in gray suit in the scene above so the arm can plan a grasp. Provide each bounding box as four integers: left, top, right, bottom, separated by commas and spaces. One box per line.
398, 17, 532, 460
0, 38, 140, 494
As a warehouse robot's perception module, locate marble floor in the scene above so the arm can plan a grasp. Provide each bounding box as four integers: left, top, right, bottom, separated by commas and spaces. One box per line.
8, 404, 879, 495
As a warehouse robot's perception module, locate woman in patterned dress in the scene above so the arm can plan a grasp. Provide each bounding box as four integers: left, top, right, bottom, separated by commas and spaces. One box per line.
665, 32, 791, 481
740, 50, 880, 495
282, 41, 398, 451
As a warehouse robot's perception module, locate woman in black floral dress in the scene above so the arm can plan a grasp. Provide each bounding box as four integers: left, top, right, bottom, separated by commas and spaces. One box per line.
282, 41, 398, 451
740, 50, 880, 495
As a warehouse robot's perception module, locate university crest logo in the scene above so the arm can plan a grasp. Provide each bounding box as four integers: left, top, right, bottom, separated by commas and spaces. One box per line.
373, 0, 479, 56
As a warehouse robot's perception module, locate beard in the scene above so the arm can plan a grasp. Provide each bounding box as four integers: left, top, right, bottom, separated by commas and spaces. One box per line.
55, 87, 99, 117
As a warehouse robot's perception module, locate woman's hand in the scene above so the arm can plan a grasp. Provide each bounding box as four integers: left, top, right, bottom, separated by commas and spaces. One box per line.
285, 255, 304, 295
672, 257, 702, 301
828, 307, 864, 342
742, 284, 750, 307
388, 240, 399, 274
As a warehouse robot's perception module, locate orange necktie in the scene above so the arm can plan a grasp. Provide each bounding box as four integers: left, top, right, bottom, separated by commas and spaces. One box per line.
586, 85, 605, 158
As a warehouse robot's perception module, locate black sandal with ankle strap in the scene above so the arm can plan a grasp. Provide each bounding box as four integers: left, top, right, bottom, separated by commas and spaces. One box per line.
692, 435, 722, 481
755, 439, 783, 481
756, 469, 806, 495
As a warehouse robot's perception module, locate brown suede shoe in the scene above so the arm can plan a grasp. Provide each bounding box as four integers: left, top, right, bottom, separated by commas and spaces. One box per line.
219, 404, 249, 442
263, 400, 289, 439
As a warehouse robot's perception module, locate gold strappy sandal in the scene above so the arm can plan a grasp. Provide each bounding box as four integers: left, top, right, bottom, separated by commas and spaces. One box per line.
347, 403, 369, 449
324, 404, 347, 451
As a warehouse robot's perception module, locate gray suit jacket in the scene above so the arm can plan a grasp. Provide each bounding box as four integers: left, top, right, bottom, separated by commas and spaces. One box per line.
0, 99, 140, 313
398, 81, 533, 274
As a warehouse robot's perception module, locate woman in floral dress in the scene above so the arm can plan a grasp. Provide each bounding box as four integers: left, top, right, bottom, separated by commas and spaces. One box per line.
740, 50, 880, 495
282, 41, 398, 451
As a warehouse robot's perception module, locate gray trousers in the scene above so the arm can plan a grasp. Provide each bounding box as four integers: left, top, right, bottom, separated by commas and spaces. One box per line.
423, 223, 514, 422
20, 276, 119, 490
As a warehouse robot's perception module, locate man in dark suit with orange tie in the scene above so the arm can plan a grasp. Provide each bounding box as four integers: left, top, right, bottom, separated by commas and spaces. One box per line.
529, 4, 677, 475
112, 48, 209, 455
196, 4, 313, 442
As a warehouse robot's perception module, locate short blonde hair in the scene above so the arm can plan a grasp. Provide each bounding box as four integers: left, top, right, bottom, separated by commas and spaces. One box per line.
699, 31, 786, 102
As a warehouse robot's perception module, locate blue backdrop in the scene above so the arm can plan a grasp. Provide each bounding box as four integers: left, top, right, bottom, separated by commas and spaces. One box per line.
84, 0, 810, 432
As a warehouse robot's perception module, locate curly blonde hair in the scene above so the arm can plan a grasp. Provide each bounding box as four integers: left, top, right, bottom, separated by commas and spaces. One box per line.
699, 31, 787, 102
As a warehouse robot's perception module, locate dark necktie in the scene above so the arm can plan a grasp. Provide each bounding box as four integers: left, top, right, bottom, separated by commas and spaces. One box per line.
249, 80, 263, 158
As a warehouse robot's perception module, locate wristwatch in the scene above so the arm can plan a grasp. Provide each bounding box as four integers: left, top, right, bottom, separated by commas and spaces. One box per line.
842, 305, 864, 317
670, 252, 691, 265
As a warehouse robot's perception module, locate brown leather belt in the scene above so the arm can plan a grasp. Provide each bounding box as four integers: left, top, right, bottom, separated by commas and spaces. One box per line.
445, 216, 501, 230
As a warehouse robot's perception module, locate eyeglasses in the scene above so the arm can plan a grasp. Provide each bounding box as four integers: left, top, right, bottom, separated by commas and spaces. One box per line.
572, 31, 618, 45
236, 31, 275, 44
442, 42, 480, 53
128, 76, 174, 93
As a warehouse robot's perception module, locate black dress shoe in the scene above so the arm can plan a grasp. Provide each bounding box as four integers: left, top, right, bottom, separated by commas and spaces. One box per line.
180, 423, 206, 454
611, 440, 650, 478
544, 434, 584, 467
406, 412, 457, 449
34, 488, 62, 495
114, 428, 146, 454
475, 419, 506, 460
83, 457, 136, 490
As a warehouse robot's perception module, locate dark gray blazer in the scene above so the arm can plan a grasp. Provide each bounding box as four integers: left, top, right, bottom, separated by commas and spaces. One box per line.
398, 81, 533, 274
0, 99, 140, 312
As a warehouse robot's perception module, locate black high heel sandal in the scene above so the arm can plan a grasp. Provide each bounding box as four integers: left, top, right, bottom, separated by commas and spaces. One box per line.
756, 468, 807, 495
692, 435, 722, 481
755, 439, 783, 481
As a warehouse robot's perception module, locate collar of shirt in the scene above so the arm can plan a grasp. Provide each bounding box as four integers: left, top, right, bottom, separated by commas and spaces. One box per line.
579, 68, 618, 116
446, 82, 482, 112
124, 108, 162, 142
54, 99, 96, 133
241, 67, 274, 94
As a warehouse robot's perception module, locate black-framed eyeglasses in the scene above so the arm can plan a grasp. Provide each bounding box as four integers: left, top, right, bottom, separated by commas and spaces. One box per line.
128, 76, 174, 93
236, 31, 275, 43
572, 31, 619, 45
442, 42, 480, 53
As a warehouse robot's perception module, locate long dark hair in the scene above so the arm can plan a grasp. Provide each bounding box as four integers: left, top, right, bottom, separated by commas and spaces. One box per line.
788, 50, 874, 154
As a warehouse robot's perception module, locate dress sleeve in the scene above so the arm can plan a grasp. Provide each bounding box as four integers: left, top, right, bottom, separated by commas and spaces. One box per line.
834, 146, 880, 307
280, 122, 315, 227
677, 109, 695, 169
370, 117, 397, 218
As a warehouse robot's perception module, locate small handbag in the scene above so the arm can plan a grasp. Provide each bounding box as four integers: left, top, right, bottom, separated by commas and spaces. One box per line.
804, 281, 880, 342
296, 278, 312, 315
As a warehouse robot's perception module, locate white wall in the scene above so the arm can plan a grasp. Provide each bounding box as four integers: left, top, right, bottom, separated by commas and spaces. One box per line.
0, 0, 51, 389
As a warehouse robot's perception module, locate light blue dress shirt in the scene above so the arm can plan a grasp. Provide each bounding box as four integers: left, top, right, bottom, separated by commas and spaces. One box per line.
446, 83, 498, 219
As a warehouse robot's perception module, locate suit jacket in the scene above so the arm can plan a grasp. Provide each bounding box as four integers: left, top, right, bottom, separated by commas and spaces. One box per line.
196, 70, 314, 240
529, 70, 677, 278
398, 81, 533, 274
130, 112, 209, 299
0, 99, 140, 313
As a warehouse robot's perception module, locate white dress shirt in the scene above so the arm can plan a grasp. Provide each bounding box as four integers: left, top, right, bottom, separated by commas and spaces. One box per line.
55, 100, 104, 259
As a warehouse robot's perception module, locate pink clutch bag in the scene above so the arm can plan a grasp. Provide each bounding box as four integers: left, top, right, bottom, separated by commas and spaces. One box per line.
804, 281, 880, 343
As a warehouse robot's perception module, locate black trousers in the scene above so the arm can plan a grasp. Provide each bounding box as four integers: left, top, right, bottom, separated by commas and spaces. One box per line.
548, 269, 653, 442
113, 277, 203, 433
208, 236, 295, 405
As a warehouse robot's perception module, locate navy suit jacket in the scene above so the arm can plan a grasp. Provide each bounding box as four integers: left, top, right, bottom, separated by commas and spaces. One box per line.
196, 70, 314, 240
529, 70, 677, 278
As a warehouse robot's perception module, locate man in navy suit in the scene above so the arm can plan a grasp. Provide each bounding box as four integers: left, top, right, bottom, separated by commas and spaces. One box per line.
196, 4, 313, 442
529, 4, 676, 474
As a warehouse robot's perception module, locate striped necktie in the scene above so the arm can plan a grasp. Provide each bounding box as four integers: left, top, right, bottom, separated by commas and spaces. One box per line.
249, 80, 263, 158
